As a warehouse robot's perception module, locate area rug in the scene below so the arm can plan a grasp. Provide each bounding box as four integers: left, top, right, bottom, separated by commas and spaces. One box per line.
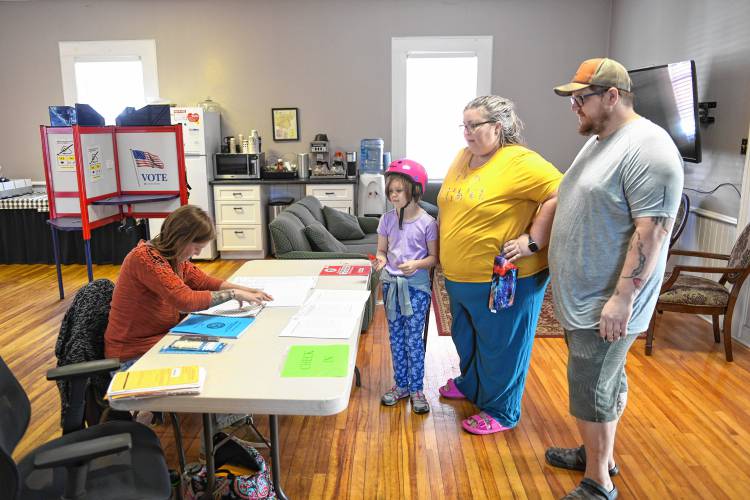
432, 266, 564, 338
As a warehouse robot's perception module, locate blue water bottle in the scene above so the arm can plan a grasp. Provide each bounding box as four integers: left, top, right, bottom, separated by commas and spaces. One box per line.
360, 138, 384, 173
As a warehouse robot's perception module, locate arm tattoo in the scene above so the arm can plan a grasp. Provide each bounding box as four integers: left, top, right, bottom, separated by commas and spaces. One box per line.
623, 231, 646, 289
210, 289, 235, 307
651, 216, 670, 232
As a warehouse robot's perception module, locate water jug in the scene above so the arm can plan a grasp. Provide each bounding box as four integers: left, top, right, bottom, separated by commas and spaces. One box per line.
360, 138, 384, 173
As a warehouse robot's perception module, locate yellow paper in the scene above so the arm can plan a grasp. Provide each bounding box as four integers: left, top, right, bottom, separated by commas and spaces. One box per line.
109, 366, 201, 394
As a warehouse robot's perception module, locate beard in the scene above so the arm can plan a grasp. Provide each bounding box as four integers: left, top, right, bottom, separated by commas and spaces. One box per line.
578, 110, 611, 137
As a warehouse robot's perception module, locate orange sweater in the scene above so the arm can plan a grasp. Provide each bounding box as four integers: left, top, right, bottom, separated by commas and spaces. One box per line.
104, 241, 223, 360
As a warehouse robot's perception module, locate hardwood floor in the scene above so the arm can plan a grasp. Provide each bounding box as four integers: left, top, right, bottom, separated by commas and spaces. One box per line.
3, 261, 750, 499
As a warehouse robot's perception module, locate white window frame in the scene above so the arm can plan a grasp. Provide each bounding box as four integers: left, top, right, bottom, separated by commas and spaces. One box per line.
59, 39, 159, 106
391, 36, 493, 164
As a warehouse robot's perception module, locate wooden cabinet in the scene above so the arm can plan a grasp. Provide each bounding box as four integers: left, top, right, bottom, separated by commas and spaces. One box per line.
305, 184, 354, 214
213, 185, 266, 259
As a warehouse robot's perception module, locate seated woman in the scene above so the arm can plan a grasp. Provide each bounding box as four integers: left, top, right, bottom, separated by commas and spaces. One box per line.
105, 204, 272, 363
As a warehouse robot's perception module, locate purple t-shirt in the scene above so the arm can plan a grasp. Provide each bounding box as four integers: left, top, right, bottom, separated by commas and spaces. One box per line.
377, 208, 438, 277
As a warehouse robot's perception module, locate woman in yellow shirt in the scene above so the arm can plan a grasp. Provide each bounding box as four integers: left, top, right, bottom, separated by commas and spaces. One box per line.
437, 95, 562, 434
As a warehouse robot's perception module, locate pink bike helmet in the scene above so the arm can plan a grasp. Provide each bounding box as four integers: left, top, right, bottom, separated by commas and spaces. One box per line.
385, 158, 427, 195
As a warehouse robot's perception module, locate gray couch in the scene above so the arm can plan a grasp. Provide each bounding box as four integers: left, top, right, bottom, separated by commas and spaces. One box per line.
268, 196, 380, 327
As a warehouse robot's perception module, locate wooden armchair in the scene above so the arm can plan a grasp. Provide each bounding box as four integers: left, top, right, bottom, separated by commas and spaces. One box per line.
669, 193, 690, 249
646, 223, 750, 361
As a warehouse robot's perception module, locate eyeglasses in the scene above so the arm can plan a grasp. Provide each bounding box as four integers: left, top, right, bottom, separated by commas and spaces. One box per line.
570, 90, 607, 108
459, 120, 495, 133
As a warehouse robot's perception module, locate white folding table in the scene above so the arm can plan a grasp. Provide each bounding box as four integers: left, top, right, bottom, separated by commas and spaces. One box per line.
110, 259, 371, 500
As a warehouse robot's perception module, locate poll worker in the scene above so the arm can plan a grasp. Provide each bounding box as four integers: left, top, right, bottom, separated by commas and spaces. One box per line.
105, 204, 271, 364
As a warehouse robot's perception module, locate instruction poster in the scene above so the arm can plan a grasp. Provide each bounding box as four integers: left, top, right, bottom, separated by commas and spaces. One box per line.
55, 139, 76, 171
87, 146, 102, 182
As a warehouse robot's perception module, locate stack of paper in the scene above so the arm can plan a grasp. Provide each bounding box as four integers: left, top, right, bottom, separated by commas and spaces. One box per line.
107, 366, 205, 400
279, 289, 371, 339
194, 301, 265, 318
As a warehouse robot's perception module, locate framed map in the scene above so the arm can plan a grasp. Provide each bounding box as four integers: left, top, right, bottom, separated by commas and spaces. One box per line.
272, 107, 300, 141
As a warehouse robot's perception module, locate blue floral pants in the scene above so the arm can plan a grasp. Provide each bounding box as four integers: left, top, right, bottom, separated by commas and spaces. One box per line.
382, 283, 430, 392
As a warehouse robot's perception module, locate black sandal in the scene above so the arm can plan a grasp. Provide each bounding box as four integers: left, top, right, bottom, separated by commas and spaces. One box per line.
545, 445, 619, 476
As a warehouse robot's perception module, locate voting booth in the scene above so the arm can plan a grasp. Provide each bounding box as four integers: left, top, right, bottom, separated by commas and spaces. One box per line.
40, 124, 188, 298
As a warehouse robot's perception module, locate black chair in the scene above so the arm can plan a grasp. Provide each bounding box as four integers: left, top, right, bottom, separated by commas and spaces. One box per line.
0, 355, 171, 500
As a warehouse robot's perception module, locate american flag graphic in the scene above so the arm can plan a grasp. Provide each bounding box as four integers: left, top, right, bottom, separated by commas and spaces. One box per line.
132, 149, 165, 169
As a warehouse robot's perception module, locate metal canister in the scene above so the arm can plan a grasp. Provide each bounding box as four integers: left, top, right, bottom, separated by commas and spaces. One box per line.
229, 137, 237, 154
297, 153, 310, 179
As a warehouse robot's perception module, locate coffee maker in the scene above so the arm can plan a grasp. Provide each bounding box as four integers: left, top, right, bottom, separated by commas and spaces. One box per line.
310, 133, 330, 177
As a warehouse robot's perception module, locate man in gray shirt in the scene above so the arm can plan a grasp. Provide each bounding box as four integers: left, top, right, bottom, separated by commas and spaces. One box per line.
546, 58, 683, 500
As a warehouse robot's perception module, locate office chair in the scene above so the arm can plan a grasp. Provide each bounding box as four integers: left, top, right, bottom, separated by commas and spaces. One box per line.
0, 355, 172, 500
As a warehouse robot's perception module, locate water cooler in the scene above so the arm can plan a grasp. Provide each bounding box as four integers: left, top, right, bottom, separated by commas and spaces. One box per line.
358, 173, 386, 217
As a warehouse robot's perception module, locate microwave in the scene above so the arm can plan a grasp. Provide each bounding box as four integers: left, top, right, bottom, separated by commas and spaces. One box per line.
214, 153, 264, 179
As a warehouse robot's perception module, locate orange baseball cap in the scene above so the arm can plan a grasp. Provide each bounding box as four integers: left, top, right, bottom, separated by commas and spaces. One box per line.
554, 58, 631, 96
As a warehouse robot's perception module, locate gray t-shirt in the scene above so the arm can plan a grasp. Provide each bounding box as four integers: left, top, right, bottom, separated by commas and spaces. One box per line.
548, 117, 684, 334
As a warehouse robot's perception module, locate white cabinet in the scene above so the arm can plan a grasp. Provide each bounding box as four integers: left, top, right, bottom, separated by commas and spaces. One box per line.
213, 184, 266, 259
305, 184, 354, 214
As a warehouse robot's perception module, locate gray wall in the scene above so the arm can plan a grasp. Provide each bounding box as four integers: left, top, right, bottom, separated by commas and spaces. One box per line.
0, 0, 611, 182
610, 0, 750, 218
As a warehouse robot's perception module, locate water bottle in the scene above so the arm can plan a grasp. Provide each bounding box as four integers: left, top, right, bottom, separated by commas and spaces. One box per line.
489, 253, 518, 312
360, 138, 384, 173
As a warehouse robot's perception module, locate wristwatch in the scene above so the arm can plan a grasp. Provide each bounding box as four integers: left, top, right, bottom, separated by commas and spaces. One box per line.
527, 235, 539, 253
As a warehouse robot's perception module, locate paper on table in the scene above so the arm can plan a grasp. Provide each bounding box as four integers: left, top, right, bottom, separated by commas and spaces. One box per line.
278, 289, 371, 339
195, 301, 265, 318
232, 276, 317, 307
107, 365, 206, 399
281, 344, 349, 377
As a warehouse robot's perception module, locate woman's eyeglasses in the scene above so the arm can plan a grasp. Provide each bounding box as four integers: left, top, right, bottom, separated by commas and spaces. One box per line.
570, 90, 606, 108
459, 121, 495, 133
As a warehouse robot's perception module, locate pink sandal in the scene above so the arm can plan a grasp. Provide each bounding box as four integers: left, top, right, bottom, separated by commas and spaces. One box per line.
461, 412, 512, 435
438, 378, 466, 399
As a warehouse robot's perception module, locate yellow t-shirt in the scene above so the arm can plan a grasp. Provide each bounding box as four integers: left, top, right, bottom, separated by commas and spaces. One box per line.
438, 145, 562, 281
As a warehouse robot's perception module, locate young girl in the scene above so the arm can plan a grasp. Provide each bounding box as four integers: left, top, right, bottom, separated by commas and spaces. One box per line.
374, 159, 438, 414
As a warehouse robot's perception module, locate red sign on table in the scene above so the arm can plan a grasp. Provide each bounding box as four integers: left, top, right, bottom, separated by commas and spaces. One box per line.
320, 264, 371, 276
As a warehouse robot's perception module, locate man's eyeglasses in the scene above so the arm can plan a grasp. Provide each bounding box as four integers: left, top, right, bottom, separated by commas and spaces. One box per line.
570, 90, 606, 108
459, 120, 495, 133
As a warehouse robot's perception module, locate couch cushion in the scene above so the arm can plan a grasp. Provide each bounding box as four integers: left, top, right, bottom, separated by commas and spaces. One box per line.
269, 212, 312, 254
323, 205, 365, 240
296, 196, 326, 225
341, 233, 379, 254
285, 203, 319, 227
304, 222, 348, 252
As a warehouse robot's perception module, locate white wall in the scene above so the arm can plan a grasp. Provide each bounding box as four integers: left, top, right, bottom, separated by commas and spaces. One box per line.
610, 0, 750, 218
0, 0, 611, 181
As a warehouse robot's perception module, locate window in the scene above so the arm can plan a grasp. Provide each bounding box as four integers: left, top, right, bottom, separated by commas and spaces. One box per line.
392, 36, 492, 180
59, 40, 159, 125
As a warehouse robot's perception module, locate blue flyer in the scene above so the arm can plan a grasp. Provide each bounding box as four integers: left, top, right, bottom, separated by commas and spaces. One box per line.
170, 314, 255, 338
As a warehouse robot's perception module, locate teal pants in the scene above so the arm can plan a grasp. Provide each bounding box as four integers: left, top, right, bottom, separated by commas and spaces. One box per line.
445, 270, 549, 427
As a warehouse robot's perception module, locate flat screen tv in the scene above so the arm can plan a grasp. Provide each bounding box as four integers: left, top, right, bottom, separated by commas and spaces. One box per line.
628, 60, 701, 163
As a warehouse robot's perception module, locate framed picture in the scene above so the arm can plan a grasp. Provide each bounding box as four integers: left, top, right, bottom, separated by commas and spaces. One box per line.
271, 107, 300, 142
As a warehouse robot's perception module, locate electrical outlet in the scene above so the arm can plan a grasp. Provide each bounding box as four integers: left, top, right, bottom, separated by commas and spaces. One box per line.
742, 138, 747, 155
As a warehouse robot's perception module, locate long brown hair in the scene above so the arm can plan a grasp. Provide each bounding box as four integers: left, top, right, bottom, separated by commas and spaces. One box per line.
151, 205, 215, 270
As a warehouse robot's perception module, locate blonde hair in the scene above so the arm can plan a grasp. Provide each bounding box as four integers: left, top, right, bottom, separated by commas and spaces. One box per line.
464, 95, 525, 147
151, 205, 215, 269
